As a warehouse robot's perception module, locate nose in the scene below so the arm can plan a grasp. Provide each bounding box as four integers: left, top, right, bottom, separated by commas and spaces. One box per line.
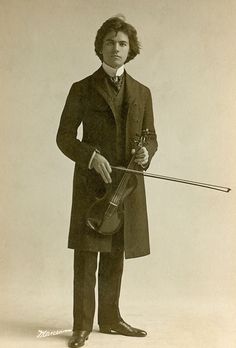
113, 42, 119, 52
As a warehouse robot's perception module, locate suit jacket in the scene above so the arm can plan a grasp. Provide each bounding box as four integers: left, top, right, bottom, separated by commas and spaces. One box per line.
56, 67, 158, 259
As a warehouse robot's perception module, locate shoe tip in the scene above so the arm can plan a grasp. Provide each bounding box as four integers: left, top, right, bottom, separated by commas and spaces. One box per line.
137, 329, 147, 337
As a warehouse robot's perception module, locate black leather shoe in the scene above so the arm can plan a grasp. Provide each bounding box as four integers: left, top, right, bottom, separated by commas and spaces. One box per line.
99, 319, 147, 337
68, 330, 90, 348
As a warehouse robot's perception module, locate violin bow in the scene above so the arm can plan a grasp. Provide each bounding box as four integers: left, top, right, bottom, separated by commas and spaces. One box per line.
111, 129, 231, 193
111, 166, 231, 193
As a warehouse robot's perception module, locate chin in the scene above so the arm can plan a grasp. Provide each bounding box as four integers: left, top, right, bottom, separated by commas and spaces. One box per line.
112, 62, 123, 68
104, 59, 123, 69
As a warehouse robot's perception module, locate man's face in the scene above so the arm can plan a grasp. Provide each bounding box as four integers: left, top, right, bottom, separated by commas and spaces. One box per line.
101, 31, 130, 68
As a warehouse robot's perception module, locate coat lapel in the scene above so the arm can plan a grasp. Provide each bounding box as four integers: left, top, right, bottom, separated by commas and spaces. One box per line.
124, 72, 140, 153
91, 67, 117, 118
91, 67, 139, 115
124, 71, 138, 106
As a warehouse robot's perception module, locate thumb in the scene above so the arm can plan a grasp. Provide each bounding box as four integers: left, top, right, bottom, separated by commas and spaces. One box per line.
131, 148, 136, 155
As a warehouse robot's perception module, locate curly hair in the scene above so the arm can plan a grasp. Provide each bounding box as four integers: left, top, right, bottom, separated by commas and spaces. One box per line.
94, 16, 141, 63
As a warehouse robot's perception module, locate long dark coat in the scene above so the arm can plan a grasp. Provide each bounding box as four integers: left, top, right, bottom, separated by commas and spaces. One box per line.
56, 67, 158, 259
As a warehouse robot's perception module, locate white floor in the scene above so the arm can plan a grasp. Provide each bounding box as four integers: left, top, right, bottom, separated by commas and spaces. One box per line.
1, 299, 235, 348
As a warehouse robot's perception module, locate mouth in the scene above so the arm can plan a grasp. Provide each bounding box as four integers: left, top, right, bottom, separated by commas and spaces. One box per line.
111, 55, 121, 59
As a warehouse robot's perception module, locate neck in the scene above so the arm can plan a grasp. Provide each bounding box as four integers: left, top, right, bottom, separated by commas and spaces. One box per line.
102, 62, 125, 77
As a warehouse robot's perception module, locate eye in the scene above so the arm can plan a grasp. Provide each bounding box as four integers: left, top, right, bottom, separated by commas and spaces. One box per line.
104, 41, 113, 46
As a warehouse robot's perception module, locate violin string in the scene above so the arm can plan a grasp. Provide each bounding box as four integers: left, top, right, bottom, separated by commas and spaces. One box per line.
107, 172, 128, 209
112, 156, 136, 205
110, 167, 130, 206
104, 134, 147, 218
115, 165, 133, 204
112, 135, 146, 205
108, 168, 129, 207
112, 134, 150, 205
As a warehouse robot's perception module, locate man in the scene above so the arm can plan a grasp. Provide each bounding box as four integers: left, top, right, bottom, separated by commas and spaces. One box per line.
57, 16, 157, 348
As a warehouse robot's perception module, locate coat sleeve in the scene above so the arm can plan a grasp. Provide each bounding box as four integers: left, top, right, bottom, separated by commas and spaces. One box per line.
56, 83, 96, 169
142, 88, 158, 169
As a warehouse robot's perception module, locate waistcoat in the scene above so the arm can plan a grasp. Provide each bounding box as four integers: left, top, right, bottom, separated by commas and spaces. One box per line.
104, 76, 126, 166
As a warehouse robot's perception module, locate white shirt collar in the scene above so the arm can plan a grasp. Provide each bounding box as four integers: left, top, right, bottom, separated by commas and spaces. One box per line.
102, 62, 125, 78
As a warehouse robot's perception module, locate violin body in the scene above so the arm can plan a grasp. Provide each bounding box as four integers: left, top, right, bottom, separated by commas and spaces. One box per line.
86, 131, 150, 235
86, 174, 137, 235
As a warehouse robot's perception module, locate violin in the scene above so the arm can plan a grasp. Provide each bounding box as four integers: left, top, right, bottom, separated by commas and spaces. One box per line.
86, 131, 149, 236
86, 128, 231, 236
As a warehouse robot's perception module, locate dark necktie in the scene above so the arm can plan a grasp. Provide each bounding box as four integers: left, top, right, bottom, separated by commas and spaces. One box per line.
109, 75, 123, 91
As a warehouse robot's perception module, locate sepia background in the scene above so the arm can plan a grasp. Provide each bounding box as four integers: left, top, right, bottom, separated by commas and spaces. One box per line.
1, 0, 236, 347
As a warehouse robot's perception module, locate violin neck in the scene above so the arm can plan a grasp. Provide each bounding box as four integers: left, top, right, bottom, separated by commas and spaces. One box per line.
110, 155, 136, 206
110, 132, 145, 206
119, 155, 136, 185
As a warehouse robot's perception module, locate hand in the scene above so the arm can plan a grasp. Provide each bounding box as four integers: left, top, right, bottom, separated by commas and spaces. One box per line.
91, 152, 112, 183
131, 147, 149, 167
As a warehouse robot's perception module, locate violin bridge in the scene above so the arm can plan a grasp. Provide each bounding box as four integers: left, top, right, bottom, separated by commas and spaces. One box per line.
109, 201, 118, 207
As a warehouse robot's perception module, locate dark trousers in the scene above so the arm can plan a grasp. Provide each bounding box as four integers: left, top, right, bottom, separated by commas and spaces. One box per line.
73, 230, 124, 331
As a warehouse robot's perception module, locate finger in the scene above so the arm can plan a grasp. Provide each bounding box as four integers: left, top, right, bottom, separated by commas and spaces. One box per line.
104, 160, 112, 173
135, 153, 146, 159
135, 158, 148, 165
98, 166, 108, 183
101, 174, 108, 184
137, 149, 148, 159
136, 146, 146, 153
134, 148, 141, 155
136, 148, 147, 156
135, 155, 148, 162
96, 164, 109, 183
101, 165, 112, 183
103, 163, 112, 182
